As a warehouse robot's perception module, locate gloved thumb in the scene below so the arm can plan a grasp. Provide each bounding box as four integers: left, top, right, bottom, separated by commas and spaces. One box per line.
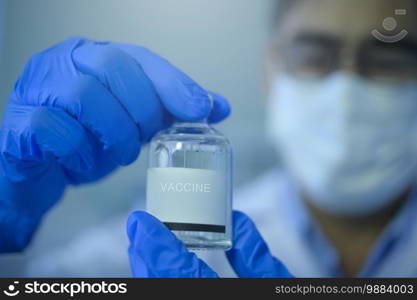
126, 210, 218, 278
226, 210, 293, 278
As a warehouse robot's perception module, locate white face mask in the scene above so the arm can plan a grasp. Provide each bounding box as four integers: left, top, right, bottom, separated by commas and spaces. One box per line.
267, 72, 417, 217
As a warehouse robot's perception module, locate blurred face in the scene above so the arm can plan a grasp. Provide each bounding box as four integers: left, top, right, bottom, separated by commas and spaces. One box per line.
266, 0, 417, 217
269, 0, 417, 82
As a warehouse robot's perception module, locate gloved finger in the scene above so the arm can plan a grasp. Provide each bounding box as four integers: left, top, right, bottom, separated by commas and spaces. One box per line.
15, 42, 142, 167
111, 42, 225, 122
58, 75, 141, 166
226, 210, 293, 278
73, 41, 170, 142
62, 148, 118, 185
126, 210, 218, 278
207, 91, 231, 123
0, 105, 95, 181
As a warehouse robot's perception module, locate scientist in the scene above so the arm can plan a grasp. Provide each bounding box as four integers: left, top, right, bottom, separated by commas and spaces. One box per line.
2, 0, 417, 277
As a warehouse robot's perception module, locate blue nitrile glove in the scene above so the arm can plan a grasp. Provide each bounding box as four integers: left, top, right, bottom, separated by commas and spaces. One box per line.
126, 210, 293, 278
0, 37, 230, 253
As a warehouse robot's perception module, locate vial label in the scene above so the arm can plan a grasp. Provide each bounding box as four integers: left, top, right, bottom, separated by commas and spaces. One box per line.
147, 167, 226, 233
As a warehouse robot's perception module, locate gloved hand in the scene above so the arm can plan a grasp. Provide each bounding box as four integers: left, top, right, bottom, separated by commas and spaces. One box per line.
0, 37, 230, 253
126, 210, 293, 277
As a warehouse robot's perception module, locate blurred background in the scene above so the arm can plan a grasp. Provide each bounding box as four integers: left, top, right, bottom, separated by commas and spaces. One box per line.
0, 0, 276, 276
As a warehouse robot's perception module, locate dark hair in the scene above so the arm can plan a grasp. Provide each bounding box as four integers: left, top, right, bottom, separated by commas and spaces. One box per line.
271, 0, 303, 30
271, 0, 417, 31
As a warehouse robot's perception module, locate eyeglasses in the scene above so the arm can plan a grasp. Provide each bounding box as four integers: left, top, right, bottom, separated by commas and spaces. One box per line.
273, 32, 417, 82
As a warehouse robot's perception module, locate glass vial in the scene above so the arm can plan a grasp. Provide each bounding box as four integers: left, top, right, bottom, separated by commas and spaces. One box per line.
146, 120, 233, 250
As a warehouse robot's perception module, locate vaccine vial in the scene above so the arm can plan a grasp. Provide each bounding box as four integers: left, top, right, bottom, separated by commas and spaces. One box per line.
146, 120, 233, 250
